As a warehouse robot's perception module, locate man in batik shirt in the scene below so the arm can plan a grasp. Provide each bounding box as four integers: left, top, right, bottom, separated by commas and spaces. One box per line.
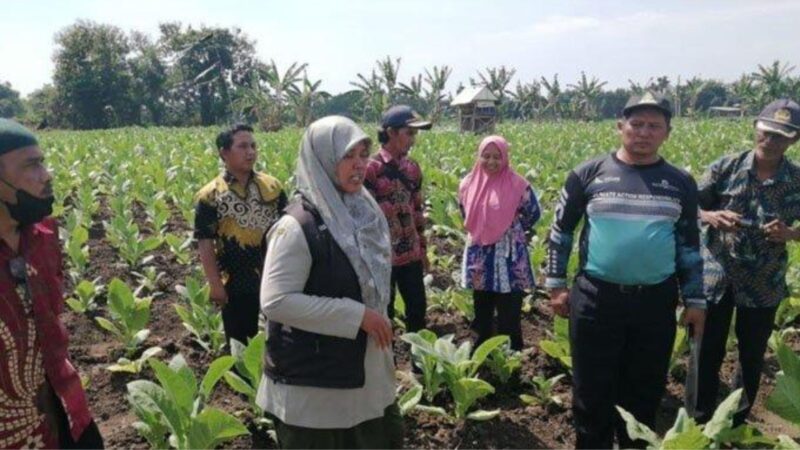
0, 119, 102, 449
696, 98, 800, 425
195, 124, 286, 346
364, 105, 432, 332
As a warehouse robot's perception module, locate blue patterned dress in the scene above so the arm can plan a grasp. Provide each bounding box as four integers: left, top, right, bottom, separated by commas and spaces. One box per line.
460, 185, 541, 293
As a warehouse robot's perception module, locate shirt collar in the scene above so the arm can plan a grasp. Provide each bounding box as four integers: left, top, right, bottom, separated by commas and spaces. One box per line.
745, 150, 792, 183
379, 147, 395, 163
223, 170, 254, 186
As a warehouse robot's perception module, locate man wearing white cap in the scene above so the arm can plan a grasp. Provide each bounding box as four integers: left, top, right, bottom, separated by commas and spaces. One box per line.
695, 98, 800, 425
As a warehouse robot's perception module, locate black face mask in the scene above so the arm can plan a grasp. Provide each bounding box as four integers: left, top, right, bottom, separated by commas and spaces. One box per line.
0, 179, 54, 227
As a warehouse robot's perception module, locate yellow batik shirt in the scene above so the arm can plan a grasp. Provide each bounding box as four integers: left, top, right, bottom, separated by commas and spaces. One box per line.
194, 170, 287, 293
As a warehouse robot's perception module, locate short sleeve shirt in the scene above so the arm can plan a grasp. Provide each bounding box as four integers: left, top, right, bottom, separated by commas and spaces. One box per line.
194, 171, 286, 293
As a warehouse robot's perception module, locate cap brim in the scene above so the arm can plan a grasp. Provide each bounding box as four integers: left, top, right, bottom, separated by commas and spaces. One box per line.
756, 120, 797, 139
406, 120, 432, 130
623, 104, 672, 118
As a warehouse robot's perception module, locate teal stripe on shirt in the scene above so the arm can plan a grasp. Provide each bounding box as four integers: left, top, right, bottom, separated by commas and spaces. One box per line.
585, 216, 676, 285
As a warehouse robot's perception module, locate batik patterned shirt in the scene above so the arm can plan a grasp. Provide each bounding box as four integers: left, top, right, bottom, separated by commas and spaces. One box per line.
364, 149, 427, 266
194, 171, 286, 293
698, 150, 800, 307
460, 185, 541, 293
0, 218, 93, 449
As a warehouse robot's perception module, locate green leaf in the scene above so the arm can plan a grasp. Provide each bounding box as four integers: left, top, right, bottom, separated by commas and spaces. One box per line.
766, 372, 800, 425
616, 406, 661, 448
703, 388, 742, 439
95, 317, 120, 336
241, 332, 266, 384
414, 404, 449, 417
200, 355, 235, 399
466, 409, 500, 421
777, 341, 800, 380
223, 372, 256, 397
398, 385, 423, 416
150, 359, 196, 417
777, 434, 800, 449
188, 407, 249, 449
471, 335, 509, 373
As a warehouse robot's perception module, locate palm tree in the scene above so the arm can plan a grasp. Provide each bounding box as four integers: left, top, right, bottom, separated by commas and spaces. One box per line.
422, 65, 452, 123
752, 60, 795, 99
728, 73, 758, 114
350, 69, 386, 120
471, 66, 516, 105
290, 74, 330, 127
260, 60, 306, 130
509, 80, 543, 120
540, 74, 563, 119
567, 72, 607, 120
376, 56, 402, 104
678, 76, 708, 118
398, 73, 423, 107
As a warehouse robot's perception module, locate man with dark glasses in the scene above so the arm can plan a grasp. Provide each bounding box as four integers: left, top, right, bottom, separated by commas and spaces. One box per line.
0, 119, 102, 449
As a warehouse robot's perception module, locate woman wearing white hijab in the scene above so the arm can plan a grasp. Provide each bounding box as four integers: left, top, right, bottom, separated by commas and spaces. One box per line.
256, 116, 401, 448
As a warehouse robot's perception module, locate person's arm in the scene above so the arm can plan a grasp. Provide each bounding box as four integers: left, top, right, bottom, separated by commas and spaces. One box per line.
546, 171, 588, 317
198, 239, 227, 305
194, 196, 227, 305
676, 176, 707, 335
519, 185, 542, 233
413, 168, 429, 270
261, 216, 391, 346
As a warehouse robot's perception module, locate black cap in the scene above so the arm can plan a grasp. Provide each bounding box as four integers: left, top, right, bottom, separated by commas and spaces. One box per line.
0, 119, 38, 156
380, 105, 432, 131
622, 91, 673, 119
755, 98, 800, 139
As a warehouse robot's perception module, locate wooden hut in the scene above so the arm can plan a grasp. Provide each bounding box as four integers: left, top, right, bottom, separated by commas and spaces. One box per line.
451, 86, 499, 133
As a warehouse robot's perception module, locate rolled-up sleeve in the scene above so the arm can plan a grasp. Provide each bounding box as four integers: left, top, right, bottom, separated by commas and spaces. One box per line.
260, 216, 365, 339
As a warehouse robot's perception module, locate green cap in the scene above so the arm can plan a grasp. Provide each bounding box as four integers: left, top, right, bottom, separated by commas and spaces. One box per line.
0, 119, 38, 156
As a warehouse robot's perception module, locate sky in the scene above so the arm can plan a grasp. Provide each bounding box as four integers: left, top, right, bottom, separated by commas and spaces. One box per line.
2, 0, 799, 97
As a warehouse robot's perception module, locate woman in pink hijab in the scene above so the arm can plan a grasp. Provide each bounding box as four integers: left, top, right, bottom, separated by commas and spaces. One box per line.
458, 135, 541, 350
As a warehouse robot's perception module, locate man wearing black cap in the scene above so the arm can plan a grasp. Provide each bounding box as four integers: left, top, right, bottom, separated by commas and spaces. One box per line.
0, 119, 102, 448
364, 105, 432, 332
545, 93, 706, 448
695, 98, 800, 426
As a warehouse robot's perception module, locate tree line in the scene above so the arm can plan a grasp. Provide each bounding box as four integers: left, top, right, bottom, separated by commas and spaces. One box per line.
2, 20, 800, 130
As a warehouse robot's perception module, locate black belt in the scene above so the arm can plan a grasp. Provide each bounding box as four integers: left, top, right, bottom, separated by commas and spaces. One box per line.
581, 273, 675, 294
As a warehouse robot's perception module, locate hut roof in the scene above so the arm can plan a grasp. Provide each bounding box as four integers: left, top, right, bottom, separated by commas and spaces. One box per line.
451, 86, 498, 106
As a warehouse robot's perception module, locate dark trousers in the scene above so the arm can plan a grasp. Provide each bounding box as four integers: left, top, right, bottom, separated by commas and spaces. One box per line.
473, 290, 524, 350
570, 274, 678, 449
388, 261, 427, 332
695, 289, 778, 426
222, 287, 260, 346
271, 403, 403, 449
51, 382, 104, 449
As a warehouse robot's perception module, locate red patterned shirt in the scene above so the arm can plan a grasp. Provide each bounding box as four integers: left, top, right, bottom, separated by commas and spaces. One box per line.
0, 218, 92, 449
364, 148, 427, 266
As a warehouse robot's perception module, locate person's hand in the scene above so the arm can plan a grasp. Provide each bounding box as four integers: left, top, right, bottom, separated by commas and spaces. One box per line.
681, 307, 706, 338
360, 308, 393, 349
701, 210, 741, 232
549, 288, 570, 318
422, 254, 431, 273
209, 282, 228, 307
763, 220, 799, 243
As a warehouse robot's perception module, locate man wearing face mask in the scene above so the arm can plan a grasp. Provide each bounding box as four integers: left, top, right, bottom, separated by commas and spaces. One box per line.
0, 119, 102, 449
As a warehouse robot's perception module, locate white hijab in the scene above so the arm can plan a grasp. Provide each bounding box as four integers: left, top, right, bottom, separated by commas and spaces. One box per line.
295, 116, 392, 312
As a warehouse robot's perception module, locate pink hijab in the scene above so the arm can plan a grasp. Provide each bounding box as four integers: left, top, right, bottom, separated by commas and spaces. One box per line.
459, 135, 530, 246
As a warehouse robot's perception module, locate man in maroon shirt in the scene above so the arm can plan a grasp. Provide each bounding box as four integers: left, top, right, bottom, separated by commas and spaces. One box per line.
364, 105, 432, 332
0, 119, 102, 449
